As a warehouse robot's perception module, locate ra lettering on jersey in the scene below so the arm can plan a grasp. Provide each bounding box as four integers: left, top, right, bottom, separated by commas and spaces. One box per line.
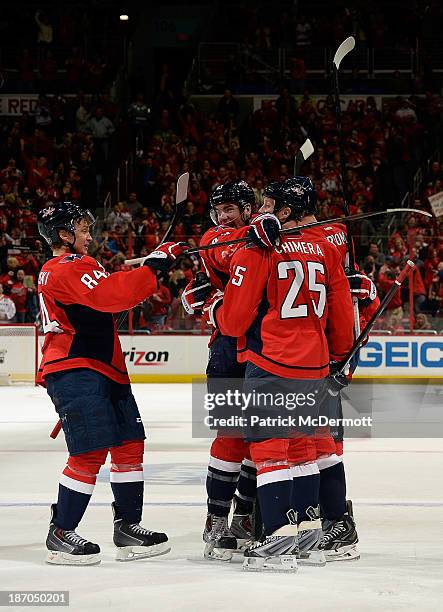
36, 254, 157, 385
216, 235, 355, 379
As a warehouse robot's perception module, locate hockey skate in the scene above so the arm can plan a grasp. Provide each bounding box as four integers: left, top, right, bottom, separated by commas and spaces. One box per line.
229, 495, 254, 551
297, 506, 326, 566
242, 524, 298, 572
203, 513, 237, 561
113, 502, 170, 561
320, 500, 360, 562
46, 504, 101, 566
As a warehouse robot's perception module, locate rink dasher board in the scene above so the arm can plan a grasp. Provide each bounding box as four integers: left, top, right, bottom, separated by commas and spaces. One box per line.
120, 334, 443, 382
1, 332, 441, 384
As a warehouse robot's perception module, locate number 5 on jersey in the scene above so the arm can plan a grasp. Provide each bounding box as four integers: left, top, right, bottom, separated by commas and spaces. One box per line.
232, 265, 247, 286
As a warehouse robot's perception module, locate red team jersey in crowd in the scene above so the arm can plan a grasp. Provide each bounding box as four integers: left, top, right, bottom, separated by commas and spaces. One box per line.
10, 282, 29, 313
216, 231, 355, 379
37, 254, 158, 385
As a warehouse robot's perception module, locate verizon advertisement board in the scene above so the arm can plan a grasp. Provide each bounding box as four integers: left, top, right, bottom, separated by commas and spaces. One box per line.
120, 334, 209, 380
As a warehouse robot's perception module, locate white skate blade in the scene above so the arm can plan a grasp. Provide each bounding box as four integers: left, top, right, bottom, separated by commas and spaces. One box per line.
243, 554, 298, 573
233, 538, 253, 552
115, 542, 171, 561
297, 550, 326, 567
203, 542, 234, 562
187, 555, 243, 565
46, 550, 101, 566
325, 545, 360, 562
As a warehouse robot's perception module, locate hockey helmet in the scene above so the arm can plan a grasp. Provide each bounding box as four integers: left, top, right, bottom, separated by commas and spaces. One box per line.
38, 201, 96, 246
273, 176, 317, 220
209, 180, 255, 224
263, 181, 286, 208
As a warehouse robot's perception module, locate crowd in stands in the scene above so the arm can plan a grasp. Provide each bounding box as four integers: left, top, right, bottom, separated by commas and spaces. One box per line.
1, 5, 128, 94
0, 82, 442, 332
204, 1, 443, 95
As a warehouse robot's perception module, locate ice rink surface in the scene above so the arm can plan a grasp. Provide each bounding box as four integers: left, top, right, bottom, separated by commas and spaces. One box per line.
1, 383, 442, 612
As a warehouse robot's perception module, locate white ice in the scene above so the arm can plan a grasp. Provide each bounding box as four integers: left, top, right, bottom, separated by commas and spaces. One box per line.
0, 383, 442, 612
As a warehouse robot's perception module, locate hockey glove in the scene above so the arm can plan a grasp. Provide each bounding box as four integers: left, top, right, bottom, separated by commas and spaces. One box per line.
247, 213, 281, 249
181, 272, 212, 315
346, 272, 377, 307
202, 290, 224, 328
143, 242, 188, 273
327, 360, 351, 397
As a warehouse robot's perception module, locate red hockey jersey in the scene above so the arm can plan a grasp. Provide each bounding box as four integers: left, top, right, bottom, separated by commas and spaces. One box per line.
310, 222, 380, 325
37, 254, 158, 385
215, 233, 355, 379
199, 225, 249, 290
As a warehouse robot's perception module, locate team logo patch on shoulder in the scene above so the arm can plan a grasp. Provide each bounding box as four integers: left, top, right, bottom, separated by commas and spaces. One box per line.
60, 254, 84, 263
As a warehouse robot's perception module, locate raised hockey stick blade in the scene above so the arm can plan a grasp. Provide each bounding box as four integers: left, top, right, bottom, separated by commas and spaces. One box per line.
293, 138, 314, 175
333, 36, 356, 70
158, 171, 190, 245
337, 260, 415, 376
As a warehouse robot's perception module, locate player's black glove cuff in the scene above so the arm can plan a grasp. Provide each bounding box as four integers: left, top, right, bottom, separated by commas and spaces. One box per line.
327, 360, 350, 397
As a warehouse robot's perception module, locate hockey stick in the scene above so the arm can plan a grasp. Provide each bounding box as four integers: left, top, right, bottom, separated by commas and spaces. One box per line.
158, 172, 190, 244
293, 138, 314, 175
50, 174, 191, 440
115, 172, 190, 329
336, 259, 415, 377
123, 208, 431, 264
332, 36, 360, 337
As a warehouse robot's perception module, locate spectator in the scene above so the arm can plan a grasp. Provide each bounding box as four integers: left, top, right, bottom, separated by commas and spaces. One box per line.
35, 10, 53, 46
414, 312, 432, 331
378, 266, 404, 330
295, 15, 312, 48
0, 283, 16, 323
367, 243, 386, 269
9, 269, 31, 323
146, 279, 172, 330
128, 94, 151, 153
106, 203, 132, 233
124, 192, 143, 218
85, 107, 115, 162
75, 97, 91, 132
217, 89, 239, 128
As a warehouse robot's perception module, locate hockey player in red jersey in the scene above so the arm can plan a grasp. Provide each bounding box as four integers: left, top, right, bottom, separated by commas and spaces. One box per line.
204, 176, 355, 571
181, 180, 281, 560
37, 201, 186, 565
257, 178, 380, 562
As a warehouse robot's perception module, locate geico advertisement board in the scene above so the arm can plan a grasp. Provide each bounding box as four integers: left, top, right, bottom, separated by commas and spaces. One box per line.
354, 336, 443, 377
119, 335, 442, 380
